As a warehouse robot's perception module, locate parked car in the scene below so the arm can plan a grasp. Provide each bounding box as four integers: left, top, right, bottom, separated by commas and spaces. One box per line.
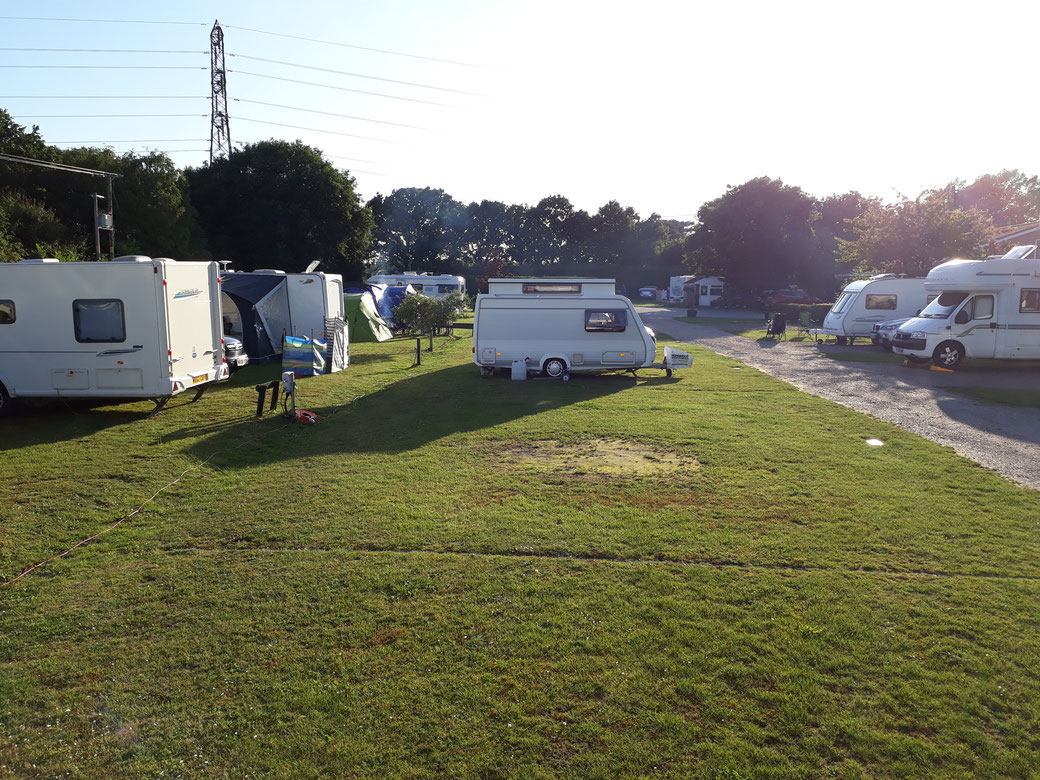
223, 335, 249, 371
871, 317, 912, 349
765, 288, 820, 305
637, 286, 657, 298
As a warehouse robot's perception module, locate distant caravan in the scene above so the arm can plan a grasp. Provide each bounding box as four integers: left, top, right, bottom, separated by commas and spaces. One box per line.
821, 274, 932, 344
367, 272, 465, 298
472, 278, 692, 379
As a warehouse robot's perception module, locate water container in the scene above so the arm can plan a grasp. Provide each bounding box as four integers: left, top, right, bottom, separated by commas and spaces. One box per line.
511, 359, 527, 381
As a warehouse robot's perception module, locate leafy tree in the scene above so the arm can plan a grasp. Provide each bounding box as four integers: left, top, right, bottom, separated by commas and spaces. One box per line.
838, 189, 991, 276
187, 140, 372, 276
369, 187, 465, 274
952, 169, 1040, 227
685, 177, 817, 293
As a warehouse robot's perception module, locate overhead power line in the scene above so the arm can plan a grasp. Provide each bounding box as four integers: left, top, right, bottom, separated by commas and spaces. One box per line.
0, 65, 206, 70
0, 152, 122, 177
233, 98, 426, 130
228, 54, 484, 96
230, 70, 450, 107
224, 25, 488, 69
50, 138, 207, 143
13, 114, 207, 118
233, 116, 402, 144
0, 95, 206, 99
0, 16, 205, 26
0, 47, 206, 54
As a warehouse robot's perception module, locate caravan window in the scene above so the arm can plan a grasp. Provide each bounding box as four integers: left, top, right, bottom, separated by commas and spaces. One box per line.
0, 300, 13, 324
709, 285, 723, 296
865, 294, 897, 310
585, 309, 628, 332
437, 284, 458, 294
1021, 289, 1040, 313
523, 283, 582, 294
830, 292, 856, 314
73, 299, 125, 343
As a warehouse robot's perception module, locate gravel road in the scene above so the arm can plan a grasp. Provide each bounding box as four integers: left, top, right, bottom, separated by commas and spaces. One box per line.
639, 307, 1040, 492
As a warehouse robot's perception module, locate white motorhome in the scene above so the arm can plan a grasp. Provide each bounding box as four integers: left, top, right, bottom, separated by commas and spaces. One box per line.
821, 274, 931, 344
472, 278, 691, 379
891, 245, 1040, 368
220, 270, 347, 371
367, 272, 465, 298
0, 256, 229, 415
668, 274, 698, 303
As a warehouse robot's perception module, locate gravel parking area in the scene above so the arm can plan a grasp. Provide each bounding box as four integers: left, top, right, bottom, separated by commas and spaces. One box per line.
641, 307, 1040, 492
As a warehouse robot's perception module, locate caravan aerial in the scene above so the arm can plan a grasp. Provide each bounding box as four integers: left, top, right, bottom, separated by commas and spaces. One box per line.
820, 274, 932, 344
891, 245, 1040, 368
472, 278, 691, 379
0, 256, 229, 415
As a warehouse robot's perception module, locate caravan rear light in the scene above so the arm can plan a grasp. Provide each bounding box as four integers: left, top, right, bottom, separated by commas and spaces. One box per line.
472, 347, 475, 353
163, 279, 167, 286
167, 349, 172, 356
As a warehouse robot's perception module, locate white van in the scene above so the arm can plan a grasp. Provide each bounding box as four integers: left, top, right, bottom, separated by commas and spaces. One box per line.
0, 257, 229, 415
472, 278, 691, 379
891, 246, 1040, 368
821, 274, 931, 344
367, 272, 465, 298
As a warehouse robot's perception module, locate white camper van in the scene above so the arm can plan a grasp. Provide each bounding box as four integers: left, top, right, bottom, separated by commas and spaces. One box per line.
367, 272, 465, 298
668, 274, 698, 303
891, 245, 1040, 368
472, 278, 692, 379
0, 256, 229, 415
821, 274, 931, 344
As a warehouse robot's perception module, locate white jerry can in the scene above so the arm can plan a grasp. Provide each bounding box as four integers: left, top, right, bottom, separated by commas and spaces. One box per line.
511, 359, 528, 381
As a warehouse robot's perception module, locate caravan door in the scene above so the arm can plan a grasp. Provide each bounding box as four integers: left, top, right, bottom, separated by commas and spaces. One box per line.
163, 262, 223, 385
953, 295, 997, 358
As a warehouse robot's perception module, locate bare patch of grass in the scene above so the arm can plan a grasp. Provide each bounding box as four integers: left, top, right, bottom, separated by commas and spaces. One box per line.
497, 438, 699, 478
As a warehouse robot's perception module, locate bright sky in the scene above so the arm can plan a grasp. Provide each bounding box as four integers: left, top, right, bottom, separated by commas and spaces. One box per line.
3, 0, 1037, 220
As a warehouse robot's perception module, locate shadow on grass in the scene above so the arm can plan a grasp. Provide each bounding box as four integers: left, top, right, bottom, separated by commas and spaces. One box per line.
186, 363, 665, 464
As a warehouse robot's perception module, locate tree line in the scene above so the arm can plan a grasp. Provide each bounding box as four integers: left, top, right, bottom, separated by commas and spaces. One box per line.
2, 109, 1038, 299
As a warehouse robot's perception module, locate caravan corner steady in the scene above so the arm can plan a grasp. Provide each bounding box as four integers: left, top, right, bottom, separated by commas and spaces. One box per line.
0, 256, 229, 416
472, 278, 692, 379
891, 245, 1040, 368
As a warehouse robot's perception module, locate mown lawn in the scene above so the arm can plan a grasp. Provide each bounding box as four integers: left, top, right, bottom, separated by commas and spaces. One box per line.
2, 335, 1039, 778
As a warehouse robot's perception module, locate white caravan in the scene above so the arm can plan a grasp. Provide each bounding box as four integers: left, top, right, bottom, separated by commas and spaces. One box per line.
891, 245, 1040, 368
472, 278, 692, 379
668, 274, 698, 303
367, 272, 465, 298
219, 270, 348, 371
0, 256, 229, 415
821, 274, 931, 344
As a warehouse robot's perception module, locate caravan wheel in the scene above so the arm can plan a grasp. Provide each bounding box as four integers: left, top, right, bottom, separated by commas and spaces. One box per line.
542, 358, 567, 379
0, 382, 12, 418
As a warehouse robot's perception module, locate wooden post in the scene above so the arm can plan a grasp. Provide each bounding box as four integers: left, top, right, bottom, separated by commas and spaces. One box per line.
415, 338, 421, 365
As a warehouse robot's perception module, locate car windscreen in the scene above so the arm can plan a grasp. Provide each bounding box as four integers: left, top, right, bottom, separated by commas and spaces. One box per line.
829, 292, 856, 314
919, 291, 968, 319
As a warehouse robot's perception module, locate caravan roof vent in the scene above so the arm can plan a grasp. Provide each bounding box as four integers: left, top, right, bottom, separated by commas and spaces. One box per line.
112, 255, 153, 263
868, 273, 897, 280
153, 257, 177, 263
18, 258, 60, 263
255, 269, 287, 275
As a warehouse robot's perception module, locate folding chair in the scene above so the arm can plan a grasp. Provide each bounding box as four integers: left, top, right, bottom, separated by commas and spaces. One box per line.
765, 312, 787, 341
796, 310, 820, 341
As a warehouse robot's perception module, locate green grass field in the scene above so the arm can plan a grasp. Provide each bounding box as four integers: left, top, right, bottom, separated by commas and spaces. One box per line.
2, 335, 1039, 777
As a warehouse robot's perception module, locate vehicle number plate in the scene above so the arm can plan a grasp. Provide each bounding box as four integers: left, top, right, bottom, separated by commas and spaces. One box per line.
192, 374, 207, 385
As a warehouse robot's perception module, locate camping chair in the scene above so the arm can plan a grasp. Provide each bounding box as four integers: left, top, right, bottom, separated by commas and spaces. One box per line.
794, 310, 819, 341
766, 312, 787, 341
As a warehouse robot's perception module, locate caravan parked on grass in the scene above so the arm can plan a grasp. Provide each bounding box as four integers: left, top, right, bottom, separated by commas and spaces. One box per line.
367, 272, 465, 298
0, 256, 229, 415
891, 246, 1040, 368
821, 274, 931, 344
472, 278, 691, 379
220, 270, 348, 371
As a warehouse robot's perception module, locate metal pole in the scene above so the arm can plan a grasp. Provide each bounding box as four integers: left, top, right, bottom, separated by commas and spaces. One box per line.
92, 194, 101, 261
106, 175, 115, 259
